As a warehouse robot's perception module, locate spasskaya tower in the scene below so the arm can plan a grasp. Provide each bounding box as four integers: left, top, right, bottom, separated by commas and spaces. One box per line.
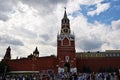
57, 8, 77, 73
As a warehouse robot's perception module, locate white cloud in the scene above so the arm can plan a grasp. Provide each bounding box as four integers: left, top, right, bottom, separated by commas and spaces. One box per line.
70, 15, 113, 51
112, 20, 120, 30
0, 1, 60, 59
87, 2, 110, 16
78, 0, 103, 5
0, 0, 120, 60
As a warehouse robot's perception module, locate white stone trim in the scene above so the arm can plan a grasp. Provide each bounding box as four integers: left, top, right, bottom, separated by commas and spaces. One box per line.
58, 67, 77, 73
70, 67, 77, 73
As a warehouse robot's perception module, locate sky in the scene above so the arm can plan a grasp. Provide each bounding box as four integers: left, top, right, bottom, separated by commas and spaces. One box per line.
0, 0, 120, 60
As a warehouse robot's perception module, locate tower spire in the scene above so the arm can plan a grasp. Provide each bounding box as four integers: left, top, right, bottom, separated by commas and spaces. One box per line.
33, 46, 39, 57
61, 7, 70, 34
35, 47, 38, 52
64, 7, 67, 18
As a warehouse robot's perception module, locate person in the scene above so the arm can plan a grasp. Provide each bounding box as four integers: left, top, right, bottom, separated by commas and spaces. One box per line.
78, 73, 83, 80
91, 73, 95, 80
69, 73, 73, 80
114, 74, 119, 80
73, 73, 77, 80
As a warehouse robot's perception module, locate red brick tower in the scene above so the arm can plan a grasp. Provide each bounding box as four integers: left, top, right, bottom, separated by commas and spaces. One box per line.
4, 46, 11, 61
57, 8, 77, 73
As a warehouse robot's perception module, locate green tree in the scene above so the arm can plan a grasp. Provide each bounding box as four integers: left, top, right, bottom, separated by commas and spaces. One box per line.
113, 67, 118, 72
82, 65, 91, 73
0, 60, 9, 77
106, 66, 113, 73
99, 67, 105, 73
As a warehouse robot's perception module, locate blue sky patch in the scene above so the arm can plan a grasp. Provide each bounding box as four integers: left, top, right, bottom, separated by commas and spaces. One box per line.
71, 0, 120, 25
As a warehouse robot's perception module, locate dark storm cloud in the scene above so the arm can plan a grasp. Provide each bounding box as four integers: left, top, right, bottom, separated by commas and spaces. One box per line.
0, 0, 13, 12
21, 0, 68, 6
39, 34, 56, 47
0, 0, 17, 21
77, 38, 103, 50
20, 0, 68, 15
14, 27, 37, 39
0, 35, 24, 46
39, 34, 51, 45
40, 34, 50, 41
0, 13, 9, 21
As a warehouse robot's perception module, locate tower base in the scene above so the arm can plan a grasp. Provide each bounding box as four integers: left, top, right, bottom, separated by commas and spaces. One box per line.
58, 67, 77, 73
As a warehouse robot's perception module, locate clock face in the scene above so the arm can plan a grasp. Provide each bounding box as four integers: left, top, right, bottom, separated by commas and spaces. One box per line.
62, 27, 70, 34
64, 29, 68, 33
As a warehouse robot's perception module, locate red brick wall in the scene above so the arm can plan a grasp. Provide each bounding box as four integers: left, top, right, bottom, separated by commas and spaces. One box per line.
7, 56, 57, 73
76, 57, 120, 72
6, 56, 120, 73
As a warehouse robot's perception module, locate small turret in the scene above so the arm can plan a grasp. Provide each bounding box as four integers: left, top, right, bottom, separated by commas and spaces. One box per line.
33, 47, 39, 57
4, 46, 11, 60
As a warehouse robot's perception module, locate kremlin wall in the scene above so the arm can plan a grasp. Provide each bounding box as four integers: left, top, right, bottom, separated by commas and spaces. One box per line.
1, 9, 120, 74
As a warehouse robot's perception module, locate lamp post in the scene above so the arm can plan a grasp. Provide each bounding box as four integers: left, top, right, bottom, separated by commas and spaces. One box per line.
3, 66, 7, 79
118, 68, 120, 74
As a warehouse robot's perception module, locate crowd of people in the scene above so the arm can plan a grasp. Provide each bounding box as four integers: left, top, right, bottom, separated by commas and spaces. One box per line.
0, 71, 120, 80
1, 73, 54, 80
58, 72, 120, 80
